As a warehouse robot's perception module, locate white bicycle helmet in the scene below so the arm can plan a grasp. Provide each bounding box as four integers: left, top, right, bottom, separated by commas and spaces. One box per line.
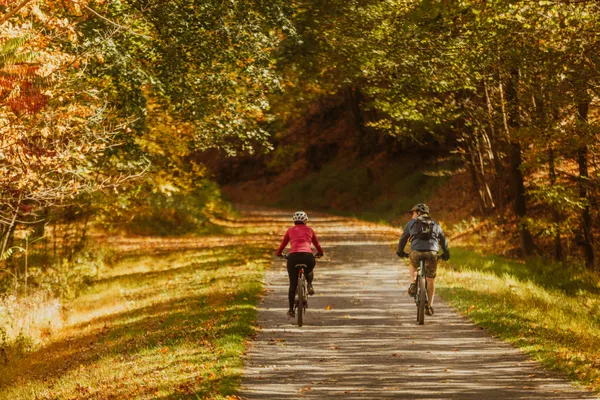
292, 211, 308, 223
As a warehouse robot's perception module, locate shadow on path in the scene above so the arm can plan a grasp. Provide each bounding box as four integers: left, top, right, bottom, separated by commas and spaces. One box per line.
240, 211, 598, 400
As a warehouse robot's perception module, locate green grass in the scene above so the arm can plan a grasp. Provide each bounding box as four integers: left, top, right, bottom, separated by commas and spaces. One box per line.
0, 244, 271, 400
437, 248, 600, 393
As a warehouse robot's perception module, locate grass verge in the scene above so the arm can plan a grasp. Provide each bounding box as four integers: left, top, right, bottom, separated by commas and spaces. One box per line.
437, 247, 600, 393
0, 244, 271, 400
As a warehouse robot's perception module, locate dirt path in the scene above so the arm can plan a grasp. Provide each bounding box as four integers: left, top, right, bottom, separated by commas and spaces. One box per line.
239, 208, 598, 399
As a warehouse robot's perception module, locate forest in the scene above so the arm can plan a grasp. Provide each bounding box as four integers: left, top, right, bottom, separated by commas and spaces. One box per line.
1, 0, 600, 399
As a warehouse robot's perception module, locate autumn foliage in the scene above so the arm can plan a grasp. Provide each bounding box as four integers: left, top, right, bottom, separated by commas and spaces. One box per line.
0, 0, 290, 288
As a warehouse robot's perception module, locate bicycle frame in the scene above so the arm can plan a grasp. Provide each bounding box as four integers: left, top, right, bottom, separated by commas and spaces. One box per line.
293, 264, 308, 327
414, 260, 428, 303
281, 253, 320, 327
415, 259, 429, 325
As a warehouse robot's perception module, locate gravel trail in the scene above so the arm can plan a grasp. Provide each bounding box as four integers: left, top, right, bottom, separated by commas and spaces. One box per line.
238, 208, 598, 400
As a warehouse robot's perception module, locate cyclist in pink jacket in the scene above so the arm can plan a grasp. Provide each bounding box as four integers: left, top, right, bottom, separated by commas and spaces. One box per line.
276, 211, 324, 317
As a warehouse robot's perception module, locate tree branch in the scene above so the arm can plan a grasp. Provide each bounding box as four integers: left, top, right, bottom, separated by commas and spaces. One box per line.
0, 0, 35, 27
80, 3, 152, 39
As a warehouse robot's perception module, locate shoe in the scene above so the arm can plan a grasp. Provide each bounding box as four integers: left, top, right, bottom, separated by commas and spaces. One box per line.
408, 283, 417, 297
287, 310, 295, 317
307, 283, 315, 295
425, 305, 434, 316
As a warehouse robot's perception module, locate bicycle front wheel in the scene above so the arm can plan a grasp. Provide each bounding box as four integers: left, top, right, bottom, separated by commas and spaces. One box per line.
297, 273, 305, 327
417, 275, 426, 325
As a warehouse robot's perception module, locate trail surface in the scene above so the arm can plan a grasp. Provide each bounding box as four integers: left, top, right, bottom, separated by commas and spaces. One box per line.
239, 207, 597, 400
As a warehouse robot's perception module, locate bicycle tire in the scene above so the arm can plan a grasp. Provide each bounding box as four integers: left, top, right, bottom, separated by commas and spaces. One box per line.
297, 272, 304, 327
417, 275, 426, 325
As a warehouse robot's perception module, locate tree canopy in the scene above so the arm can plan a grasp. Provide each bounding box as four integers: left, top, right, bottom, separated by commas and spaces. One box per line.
2, 0, 600, 272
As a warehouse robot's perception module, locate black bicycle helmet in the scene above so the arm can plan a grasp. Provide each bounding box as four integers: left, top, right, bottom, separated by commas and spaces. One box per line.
409, 203, 430, 214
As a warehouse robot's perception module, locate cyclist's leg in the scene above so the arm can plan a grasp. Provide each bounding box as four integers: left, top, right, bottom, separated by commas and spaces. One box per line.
408, 251, 419, 280
286, 258, 299, 312
426, 277, 435, 312
305, 254, 316, 284
423, 251, 438, 311
407, 251, 420, 295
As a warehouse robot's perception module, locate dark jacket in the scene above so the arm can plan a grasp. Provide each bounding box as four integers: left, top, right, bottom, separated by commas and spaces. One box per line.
397, 215, 449, 254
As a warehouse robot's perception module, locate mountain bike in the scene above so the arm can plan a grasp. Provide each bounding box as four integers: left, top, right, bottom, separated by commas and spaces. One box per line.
414, 259, 428, 325
294, 262, 308, 327
282, 254, 321, 327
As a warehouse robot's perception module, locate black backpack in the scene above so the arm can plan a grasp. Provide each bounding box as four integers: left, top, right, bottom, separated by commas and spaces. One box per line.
412, 215, 435, 240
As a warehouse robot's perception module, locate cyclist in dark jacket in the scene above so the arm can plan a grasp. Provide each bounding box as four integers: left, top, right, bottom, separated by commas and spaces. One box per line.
397, 203, 449, 316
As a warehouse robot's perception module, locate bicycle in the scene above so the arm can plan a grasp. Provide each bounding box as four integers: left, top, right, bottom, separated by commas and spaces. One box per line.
413, 259, 428, 325
282, 253, 321, 327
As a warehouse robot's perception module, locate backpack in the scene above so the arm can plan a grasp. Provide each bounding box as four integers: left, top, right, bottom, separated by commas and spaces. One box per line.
412, 215, 435, 241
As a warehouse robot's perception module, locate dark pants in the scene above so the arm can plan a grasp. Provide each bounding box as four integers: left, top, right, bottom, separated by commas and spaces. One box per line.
286, 252, 315, 310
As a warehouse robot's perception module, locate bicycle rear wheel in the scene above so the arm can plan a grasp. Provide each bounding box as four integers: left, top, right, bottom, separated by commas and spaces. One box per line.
417, 275, 426, 325
297, 273, 305, 327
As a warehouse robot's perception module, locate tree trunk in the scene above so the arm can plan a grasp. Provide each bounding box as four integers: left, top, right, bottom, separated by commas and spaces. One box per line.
475, 130, 496, 212
548, 148, 562, 261
490, 81, 505, 218
466, 144, 486, 216
346, 87, 368, 156
576, 85, 594, 269
578, 145, 594, 269
533, 84, 562, 261
1, 195, 22, 258
505, 68, 535, 256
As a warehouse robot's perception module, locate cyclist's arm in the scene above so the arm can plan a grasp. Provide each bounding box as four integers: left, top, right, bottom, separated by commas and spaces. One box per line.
397, 223, 412, 254
276, 231, 290, 256
311, 231, 324, 255
436, 225, 449, 254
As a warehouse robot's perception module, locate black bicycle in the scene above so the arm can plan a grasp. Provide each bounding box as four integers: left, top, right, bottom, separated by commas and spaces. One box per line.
282, 254, 320, 327
414, 259, 428, 325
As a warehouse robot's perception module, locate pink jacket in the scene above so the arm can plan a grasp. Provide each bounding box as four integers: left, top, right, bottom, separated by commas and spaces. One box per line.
276, 224, 323, 256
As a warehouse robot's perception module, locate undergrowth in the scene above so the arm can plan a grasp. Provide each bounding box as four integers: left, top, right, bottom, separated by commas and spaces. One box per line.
277, 158, 450, 224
